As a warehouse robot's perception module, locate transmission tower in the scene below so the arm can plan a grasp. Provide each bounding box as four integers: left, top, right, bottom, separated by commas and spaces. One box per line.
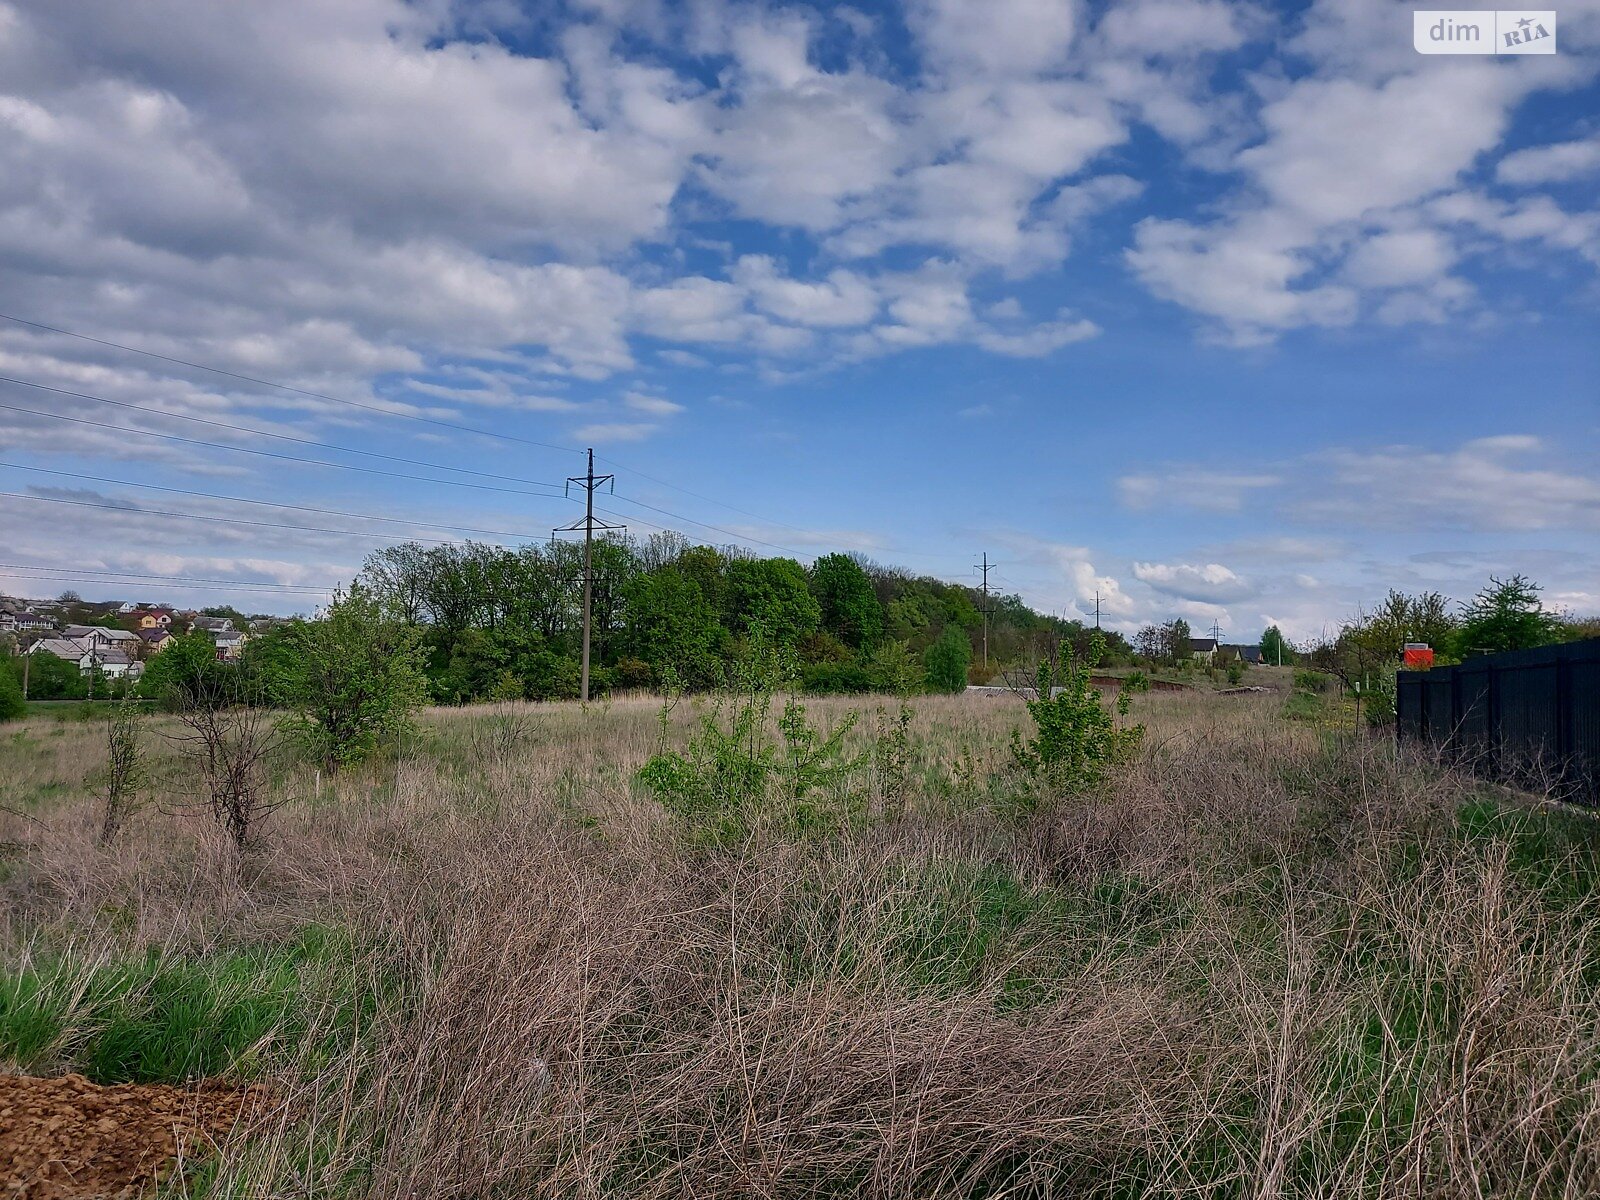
553, 448, 625, 702
975, 552, 994, 668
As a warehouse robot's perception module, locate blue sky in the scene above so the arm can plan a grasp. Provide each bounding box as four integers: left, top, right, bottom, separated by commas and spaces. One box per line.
0, 0, 1596, 640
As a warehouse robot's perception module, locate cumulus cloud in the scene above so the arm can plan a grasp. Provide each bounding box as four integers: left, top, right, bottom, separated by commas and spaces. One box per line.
1132, 560, 1254, 603
1497, 134, 1600, 185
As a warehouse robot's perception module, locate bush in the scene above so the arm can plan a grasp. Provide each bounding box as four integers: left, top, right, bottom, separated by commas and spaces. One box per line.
1294, 669, 1333, 694
802, 659, 872, 694
1121, 670, 1150, 694
1010, 635, 1142, 808
613, 656, 653, 690
923, 626, 971, 694
1225, 660, 1246, 686
1283, 689, 1324, 722
0, 666, 24, 721
284, 585, 429, 773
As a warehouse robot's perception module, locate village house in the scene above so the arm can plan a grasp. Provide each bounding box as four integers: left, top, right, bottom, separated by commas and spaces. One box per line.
62, 624, 141, 650
27, 637, 143, 680
190, 615, 235, 634
1219, 643, 1264, 665
0, 607, 55, 635
212, 629, 247, 661
138, 628, 175, 654
1189, 637, 1218, 664
126, 606, 176, 631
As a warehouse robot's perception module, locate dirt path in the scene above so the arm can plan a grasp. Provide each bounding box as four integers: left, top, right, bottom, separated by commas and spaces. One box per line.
0, 1073, 267, 1199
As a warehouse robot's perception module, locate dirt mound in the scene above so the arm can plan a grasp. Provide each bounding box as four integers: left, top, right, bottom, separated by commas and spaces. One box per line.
0, 1073, 268, 1199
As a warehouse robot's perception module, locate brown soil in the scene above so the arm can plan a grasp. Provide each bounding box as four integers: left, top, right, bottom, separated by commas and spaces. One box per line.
0, 1073, 268, 1199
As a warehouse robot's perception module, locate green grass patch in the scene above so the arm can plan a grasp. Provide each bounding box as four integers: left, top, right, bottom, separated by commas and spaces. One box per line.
0, 924, 369, 1083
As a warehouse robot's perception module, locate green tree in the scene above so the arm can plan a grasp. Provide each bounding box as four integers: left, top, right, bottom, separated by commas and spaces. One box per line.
923, 625, 971, 693
1166, 618, 1191, 664
10, 652, 86, 701
1010, 634, 1142, 803
0, 666, 25, 721
808, 553, 883, 650
1259, 625, 1293, 666
138, 630, 228, 709
724, 557, 821, 646
284, 584, 429, 773
623, 569, 726, 689
1457, 574, 1560, 655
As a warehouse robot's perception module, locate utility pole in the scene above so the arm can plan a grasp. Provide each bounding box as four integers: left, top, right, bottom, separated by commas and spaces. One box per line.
553, 448, 625, 703
974, 552, 993, 668
1093, 591, 1102, 629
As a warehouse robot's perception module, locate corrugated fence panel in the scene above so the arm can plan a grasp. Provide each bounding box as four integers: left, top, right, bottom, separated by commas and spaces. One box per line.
1397, 637, 1600, 808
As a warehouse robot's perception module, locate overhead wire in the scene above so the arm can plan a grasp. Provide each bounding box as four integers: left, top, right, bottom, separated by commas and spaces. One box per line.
0, 490, 499, 547
0, 312, 582, 456
2, 313, 977, 570
0, 377, 566, 491
0, 460, 557, 541
0, 562, 333, 594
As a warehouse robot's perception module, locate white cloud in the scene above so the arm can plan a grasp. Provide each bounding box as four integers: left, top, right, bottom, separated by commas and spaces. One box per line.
1306, 436, 1600, 532
1132, 560, 1253, 603
571, 421, 660, 443
906, 0, 1081, 77
1497, 134, 1600, 185
622, 390, 685, 416
1117, 468, 1284, 512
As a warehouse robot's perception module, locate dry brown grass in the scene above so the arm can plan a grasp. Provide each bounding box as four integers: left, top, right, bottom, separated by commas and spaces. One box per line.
2, 691, 1599, 1198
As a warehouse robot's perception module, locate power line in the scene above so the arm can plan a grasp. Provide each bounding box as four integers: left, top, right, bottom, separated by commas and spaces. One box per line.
0, 376, 566, 491
0, 312, 582, 456
1, 319, 971, 567
0, 314, 987, 569
607, 492, 802, 556
0, 490, 495, 547
596, 453, 961, 564
975, 552, 993, 669
0, 562, 334, 594
0, 401, 581, 505
0, 461, 555, 541
553, 449, 626, 703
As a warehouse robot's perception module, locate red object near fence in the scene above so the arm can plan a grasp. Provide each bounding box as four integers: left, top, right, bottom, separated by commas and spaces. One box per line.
1402, 643, 1434, 668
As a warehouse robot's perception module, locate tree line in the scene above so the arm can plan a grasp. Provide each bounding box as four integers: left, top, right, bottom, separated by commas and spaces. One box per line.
334, 534, 1131, 703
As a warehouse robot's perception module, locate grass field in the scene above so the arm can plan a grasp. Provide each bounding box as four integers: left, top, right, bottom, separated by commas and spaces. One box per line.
3, 689, 1599, 1198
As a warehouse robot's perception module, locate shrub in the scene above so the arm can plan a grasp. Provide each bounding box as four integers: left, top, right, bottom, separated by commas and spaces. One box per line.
923, 626, 971, 693
95, 699, 144, 843
1294, 668, 1333, 694
1121, 670, 1150, 694
1225, 659, 1246, 686
0, 666, 24, 722
283, 585, 429, 773
801, 659, 872, 694
1283, 689, 1325, 722
637, 658, 777, 846
1010, 634, 1142, 808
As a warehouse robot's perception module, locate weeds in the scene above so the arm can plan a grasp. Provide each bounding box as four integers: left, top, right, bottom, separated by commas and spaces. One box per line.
1010, 633, 1143, 809
96, 698, 144, 844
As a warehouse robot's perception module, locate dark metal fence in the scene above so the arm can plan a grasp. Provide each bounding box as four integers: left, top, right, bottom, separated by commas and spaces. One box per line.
1396, 637, 1600, 806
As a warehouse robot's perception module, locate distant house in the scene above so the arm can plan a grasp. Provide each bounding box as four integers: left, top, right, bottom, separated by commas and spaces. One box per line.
212, 630, 247, 662
28, 637, 141, 679
127, 607, 176, 631
191, 615, 235, 634
63, 624, 140, 649
1, 608, 54, 634
1189, 637, 1218, 663
139, 628, 175, 654
1219, 643, 1264, 665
